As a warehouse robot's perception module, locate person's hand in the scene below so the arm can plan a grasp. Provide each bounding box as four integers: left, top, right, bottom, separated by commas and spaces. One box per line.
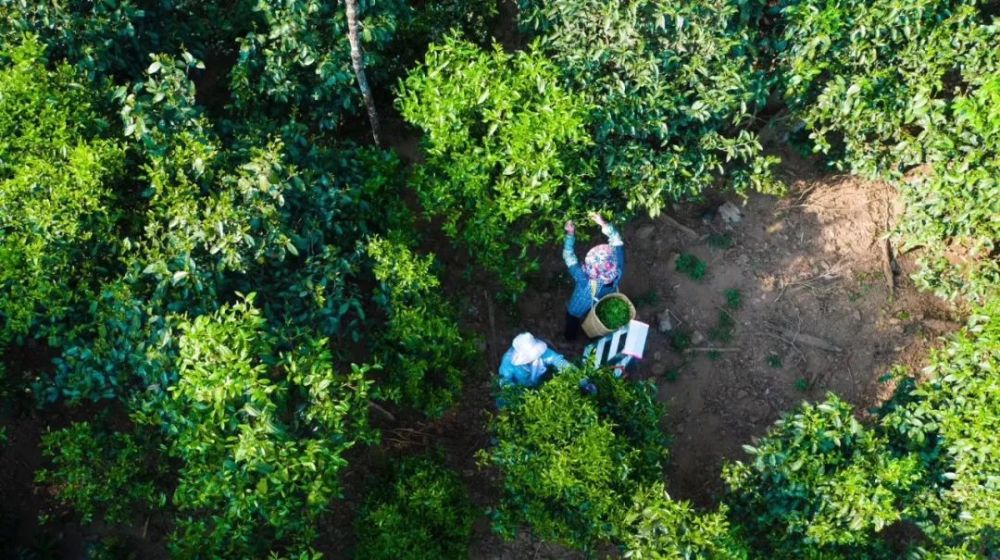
589, 212, 606, 227
565, 220, 575, 235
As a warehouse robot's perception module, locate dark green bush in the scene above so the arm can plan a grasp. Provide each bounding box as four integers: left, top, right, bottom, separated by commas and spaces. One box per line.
36, 421, 164, 525
520, 0, 782, 213
368, 237, 479, 418
722, 395, 924, 557
676, 254, 707, 280
355, 456, 475, 560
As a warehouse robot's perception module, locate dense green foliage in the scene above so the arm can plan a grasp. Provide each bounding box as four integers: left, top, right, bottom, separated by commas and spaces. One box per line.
775, 0, 999, 301
520, 0, 782, 213
355, 456, 475, 560
36, 421, 163, 525
147, 297, 373, 557
880, 298, 1000, 555
368, 237, 478, 417
481, 366, 667, 550
0, 38, 123, 343
623, 483, 748, 559
398, 36, 592, 293
723, 396, 924, 557
0, 1, 997, 557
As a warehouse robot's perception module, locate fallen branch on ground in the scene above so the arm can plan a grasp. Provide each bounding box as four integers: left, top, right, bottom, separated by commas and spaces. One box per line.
881, 239, 895, 298
778, 329, 843, 353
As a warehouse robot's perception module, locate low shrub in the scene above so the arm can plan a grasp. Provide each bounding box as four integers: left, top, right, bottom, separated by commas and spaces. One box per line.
676, 254, 707, 280
480, 365, 667, 550
36, 421, 163, 525
624, 483, 749, 559
723, 395, 924, 557
368, 237, 479, 418
355, 456, 475, 560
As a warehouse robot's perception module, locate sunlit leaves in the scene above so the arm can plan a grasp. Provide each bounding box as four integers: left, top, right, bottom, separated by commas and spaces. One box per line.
398, 35, 592, 294
521, 0, 782, 214
0, 37, 124, 343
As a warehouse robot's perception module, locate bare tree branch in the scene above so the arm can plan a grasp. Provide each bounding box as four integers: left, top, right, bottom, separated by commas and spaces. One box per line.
345, 0, 382, 146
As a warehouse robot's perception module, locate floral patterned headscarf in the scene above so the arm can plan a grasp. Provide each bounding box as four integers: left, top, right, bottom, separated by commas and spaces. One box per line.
584, 244, 619, 285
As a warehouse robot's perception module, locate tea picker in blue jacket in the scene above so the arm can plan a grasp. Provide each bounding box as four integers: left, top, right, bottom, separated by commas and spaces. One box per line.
498, 332, 570, 388
563, 212, 625, 340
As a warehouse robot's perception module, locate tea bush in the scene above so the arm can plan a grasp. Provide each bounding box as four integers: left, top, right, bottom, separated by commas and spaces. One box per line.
480, 365, 667, 550
0, 37, 124, 344
879, 298, 1000, 554
147, 296, 374, 557
367, 237, 479, 417
899, 76, 1000, 303
520, 0, 782, 214
398, 35, 592, 294
624, 483, 749, 559
36, 421, 164, 525
355, 456, 476, 560
0, 0, 266, 84
775, 0, 999, 302
723, 395, 924, 557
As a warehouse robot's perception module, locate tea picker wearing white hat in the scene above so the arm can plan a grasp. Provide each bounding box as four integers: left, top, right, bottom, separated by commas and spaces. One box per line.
498, 332, 570, 388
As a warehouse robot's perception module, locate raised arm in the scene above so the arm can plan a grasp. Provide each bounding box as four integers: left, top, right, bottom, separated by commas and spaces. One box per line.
592, 213, 625, 285
563, 220, 588, 283
591, 213, 623, 247
562, 220, 578, 268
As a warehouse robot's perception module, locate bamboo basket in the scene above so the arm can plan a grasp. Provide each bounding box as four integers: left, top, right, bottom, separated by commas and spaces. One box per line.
582, 293, 636, 338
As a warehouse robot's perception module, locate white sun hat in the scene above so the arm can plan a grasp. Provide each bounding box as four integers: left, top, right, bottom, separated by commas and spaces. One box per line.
511, 332, 548, 366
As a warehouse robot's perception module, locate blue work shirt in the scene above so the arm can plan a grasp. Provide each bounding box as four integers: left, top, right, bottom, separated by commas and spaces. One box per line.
498, 346, 571, 388
563, 224, 625, 318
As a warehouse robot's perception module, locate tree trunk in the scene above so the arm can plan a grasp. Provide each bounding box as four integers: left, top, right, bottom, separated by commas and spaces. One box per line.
344, 0, 382, 146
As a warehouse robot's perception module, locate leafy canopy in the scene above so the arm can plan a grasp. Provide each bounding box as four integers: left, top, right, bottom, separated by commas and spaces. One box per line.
146, 295, 373, 558
481, 366, 668, 550
0, 37, 124, 344
368, 237, 478, 418
398, 35, 592, 294
520, 0, 782, 214
355, 456, 476, 560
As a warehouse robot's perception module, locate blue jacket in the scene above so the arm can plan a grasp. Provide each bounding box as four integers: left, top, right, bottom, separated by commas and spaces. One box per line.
498, 346, 571, 388
564, 224, 625, 318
